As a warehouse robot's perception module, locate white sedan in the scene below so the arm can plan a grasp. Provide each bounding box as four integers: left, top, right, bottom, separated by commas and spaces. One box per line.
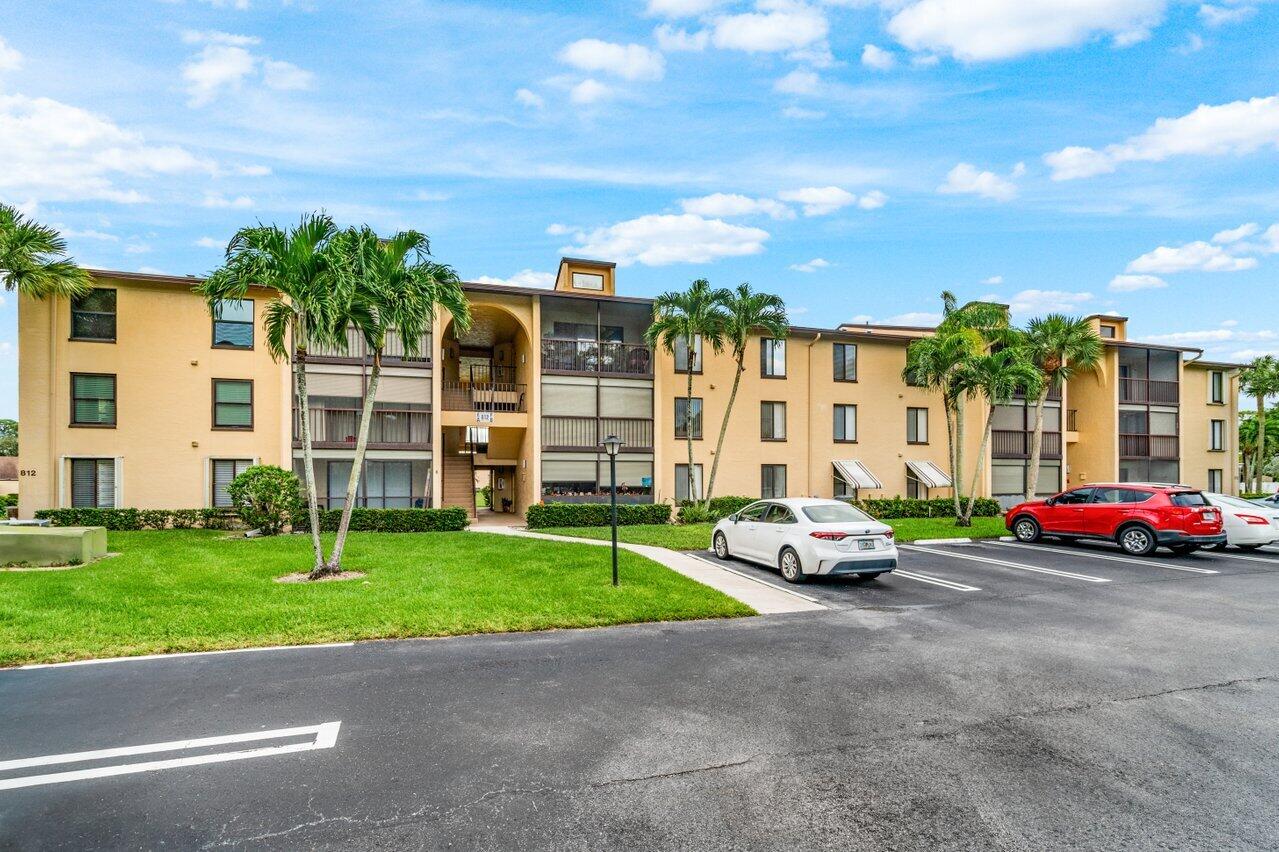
711, 497, 898, 584
1204, 492, 1279, 550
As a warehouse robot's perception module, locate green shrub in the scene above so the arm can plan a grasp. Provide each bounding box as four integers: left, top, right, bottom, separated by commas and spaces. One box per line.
1241, 492, 1271, 500
849, 496, 1002, 519
34, 507, 241, 530
170, 509, 202, 529
676, 502, 714, 524
138, 509, 172, 530
226, 465, 302, 536
34, 508, 144, 530
526, 502, 673, 529
292, 507, 470, 533
0, 493, 17, 509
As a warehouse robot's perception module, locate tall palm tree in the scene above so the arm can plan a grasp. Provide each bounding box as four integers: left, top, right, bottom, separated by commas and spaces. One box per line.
955, 344, 1043, 523
1021, 314, 1102, 500
322, 227, 470, 576
1241, 355, 1279, 492
645, 279, 730, 504
196, 214, 351, 574
0, 204, 91, 298
704, 284, 788, 503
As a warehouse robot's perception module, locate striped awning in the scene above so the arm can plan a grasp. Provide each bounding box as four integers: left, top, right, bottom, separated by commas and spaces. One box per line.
906, 460, 952, 489
833, 460, 883, 490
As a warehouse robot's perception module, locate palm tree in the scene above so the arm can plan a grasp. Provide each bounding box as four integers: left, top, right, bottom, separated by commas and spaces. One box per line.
645, 279, 730, 504
322, 227, 470, 576
1021, 314, 1102, 500
1241, 356, 1279, 492
703, 284, 788, 503
956, 344, 1043, 523
1, 204, 91, 298
196, 214, 352, 575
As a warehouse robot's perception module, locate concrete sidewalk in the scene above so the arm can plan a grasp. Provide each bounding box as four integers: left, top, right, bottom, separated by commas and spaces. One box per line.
477, 526, 826, 615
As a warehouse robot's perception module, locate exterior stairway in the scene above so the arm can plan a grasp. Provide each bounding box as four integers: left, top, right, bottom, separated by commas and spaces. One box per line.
441, 440, 477, 518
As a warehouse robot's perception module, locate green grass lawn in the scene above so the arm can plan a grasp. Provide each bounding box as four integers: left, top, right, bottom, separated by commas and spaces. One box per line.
0, 530, 752, 667
541, 515, 1009, 551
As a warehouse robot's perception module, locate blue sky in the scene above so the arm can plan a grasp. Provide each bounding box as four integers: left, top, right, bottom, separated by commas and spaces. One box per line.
2, 0, 1278, 418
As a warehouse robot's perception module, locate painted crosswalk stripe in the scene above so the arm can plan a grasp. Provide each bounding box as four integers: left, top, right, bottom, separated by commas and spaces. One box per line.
893, 570, 981, 592
985, 541, 1218, 574
902, 545, 1110, 583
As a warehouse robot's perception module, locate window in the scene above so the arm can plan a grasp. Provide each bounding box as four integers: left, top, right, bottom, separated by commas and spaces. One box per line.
674, 335, 702, 373
1100, 325, 1116, 339
1056, 488, 1095, 505
763, 504, 795, 524
833, 343, 857, 382
1091, 487, 1154, 504
1208, 469, 1224, 492
761, 401, 786, 440
804, 503, 873, 524
71, 458, 115, 508
737, 502, 768, 522
834, 404, 857, 442
365, 461, 413, 508
760, 338, 786, 378
212, 459, 253, 507
675, 463, 703, 502
1210, 419, 1225, 451
834, 474, 855, 499
212, 299, 254, 349
71, 373, 116, 426
1210, 371, 1225, 404
212, 379, 253, 429
907, 407, 929, 444
571, 272, 604, 291
71, 289, 116, 341
761, 464, 787, 498
674, 397, 703, 439
1170, 491, 1208, 507
906, 469, 924, 500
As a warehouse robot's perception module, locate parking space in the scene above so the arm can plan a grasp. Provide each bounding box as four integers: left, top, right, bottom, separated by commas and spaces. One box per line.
692, 536, 1279, 611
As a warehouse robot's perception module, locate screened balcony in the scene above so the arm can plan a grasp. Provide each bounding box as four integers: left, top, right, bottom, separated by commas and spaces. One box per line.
294, 404, 432, 449
542, 416, 654, 451
308, 326, 433, 367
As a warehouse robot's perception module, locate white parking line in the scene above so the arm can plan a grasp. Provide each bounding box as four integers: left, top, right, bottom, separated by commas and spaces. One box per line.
893, 570, 981, 592
901, 545, 1111, 583
0, 722, 341, 791
985, 541, 1219, 574
687, 553, 824, 605
1199, 550, 1279, 566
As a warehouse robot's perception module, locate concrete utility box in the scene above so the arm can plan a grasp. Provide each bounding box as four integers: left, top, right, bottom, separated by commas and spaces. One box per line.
0, 526, 108, 567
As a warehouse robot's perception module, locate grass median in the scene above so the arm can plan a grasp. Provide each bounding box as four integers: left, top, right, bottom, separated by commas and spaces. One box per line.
0, 530, 753, 667
539, 515, 1009, 551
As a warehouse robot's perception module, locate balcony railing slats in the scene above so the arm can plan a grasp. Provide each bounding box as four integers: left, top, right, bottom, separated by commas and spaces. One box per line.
542, 416, 653, 450
991, 430, 1062, 458
295, 407, 432, 447
442, 381, 526, 412
1119, 433, 1179, 459
1119, 378, 1179, 404
309, 327, 432, 365
541, 338, 652, 377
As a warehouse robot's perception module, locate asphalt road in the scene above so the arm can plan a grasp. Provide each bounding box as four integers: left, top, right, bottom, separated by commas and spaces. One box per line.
3, 540, 1279, 850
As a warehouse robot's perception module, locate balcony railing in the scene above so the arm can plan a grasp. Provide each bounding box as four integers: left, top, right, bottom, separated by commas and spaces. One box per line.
541, 338, 652, 377
1119, 378, 1179, 404
542, 416, 654, 451
992, 430, 1062, 458
1120, 433, 1179, 459
442, 381, 526, 412
1067, 409, 1078, 432
1014, 385, 1062, 401
294, 407, 431, 448
309, 327, 432, 366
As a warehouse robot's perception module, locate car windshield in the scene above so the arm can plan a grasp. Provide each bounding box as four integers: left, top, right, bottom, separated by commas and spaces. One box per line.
802, 503, 873, 524
1170, 492, 1208, 507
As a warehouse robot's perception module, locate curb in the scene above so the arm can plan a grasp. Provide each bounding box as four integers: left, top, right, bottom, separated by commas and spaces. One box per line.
906, 536, 1017, 545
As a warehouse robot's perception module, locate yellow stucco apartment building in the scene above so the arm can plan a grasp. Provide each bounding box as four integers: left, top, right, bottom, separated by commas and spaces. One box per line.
16, 257, 1241, 519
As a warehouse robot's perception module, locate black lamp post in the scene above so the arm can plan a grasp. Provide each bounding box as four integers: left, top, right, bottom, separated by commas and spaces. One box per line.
601, 434, 624, 586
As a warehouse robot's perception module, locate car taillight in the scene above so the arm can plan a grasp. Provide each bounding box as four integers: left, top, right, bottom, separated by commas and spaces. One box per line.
884, 529, 894, 539
810, 531, 848, 540
1236, 513, 1270, 525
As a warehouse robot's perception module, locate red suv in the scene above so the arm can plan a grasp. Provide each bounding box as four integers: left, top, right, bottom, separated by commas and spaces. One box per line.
1005, 484, 1225, 556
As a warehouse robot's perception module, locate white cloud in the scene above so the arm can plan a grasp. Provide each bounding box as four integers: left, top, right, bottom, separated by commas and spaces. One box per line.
1199, 3, 1257, 26
711, 4, 829, 53
561, 213, 769, 267
1145, 327, 1276, 345
181, 31, 312, 107
0, 36, 22, 71
414, 189, 450, 201
781, 105, 826, 120
195, 236, 223, 249
982, 275, 1004, 285
261, 59, 313, 91
200, 192, 254, 209
1045, 95, 1279, 180
789, 257, 830, 272
569, 79, 613, 105
1126, 241, 1257, 273
777, 185, 857, 216
654, 24, 710, 51
885, 0, 1167, 62
1006, 289, 1094, 315
136, 266, 167, 275
0, 93, 213, 204
857, 189, 888, 209
180, 30, 260, 47
473, 269, 556, 288
236, 164, 271, 176
680, 193, 795, 220
774, 69, 820, 95
123, 242, 151, 255
937, 162, 1019, 201
515, 88, 545, 109
62, 228, 118, 242
1212, 222, 1258, 244
861, 44, 896, 71
1108, 273, 1168, 292
1221, 319, 1239, 327
647, 0, 722, 15
883, 311, 942, 326
559, 39, 665, 81
545, 223, 573, 236
911, 53, 941, 67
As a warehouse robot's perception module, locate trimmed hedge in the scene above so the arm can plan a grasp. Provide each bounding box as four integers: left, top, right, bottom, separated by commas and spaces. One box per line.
0, 493, 16, 510
293, 507, 470, 533
678, 495, 754, 523
851, 497, 1002, 519
34, 507, 239, 530
526, 502, 673, 529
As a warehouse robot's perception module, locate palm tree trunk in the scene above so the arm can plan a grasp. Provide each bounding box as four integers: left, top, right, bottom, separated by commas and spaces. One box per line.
963, 405, 995, 523
954, 395, 968, 526
294, 345, 325, 573
320, 352, 381, 577
704, 356, 743, 503
1024, 385, 1050, 500
943, 403, 957, 519
1257, 395, 1267, 494
686, 337, 696, 502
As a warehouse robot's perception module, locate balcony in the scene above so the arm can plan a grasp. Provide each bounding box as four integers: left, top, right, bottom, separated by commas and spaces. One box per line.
1120, 433, 1179, 459
295, 406, 431, 449
309, 326, 432, 367
542, 416, 654, 451
1014, 385, 1062, 401
992, 430, 1062, 459
442, 381, 526, 412
541, 338, 652, 377
1119, 378, 1179, 404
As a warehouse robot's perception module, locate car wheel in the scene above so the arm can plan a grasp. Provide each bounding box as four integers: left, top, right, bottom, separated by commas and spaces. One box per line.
1118, 525, 1157, 556
1168, 544, 1198, 556
713, 531, 730, 559
778, 547, 807, 584
861, 571, 884, 581
1239, 544, 1263, 551
1012, 516, 1042, 543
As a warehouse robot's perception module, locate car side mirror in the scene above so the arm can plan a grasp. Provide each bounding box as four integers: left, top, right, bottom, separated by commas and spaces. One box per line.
730, 513, 739, 523
1044, 497, 1057, 507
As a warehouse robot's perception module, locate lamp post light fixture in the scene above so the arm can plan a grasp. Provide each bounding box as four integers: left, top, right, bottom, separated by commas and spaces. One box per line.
601, 434, 624, 586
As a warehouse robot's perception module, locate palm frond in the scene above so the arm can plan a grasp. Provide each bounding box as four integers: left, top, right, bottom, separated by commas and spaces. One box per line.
0, 204, 92, 298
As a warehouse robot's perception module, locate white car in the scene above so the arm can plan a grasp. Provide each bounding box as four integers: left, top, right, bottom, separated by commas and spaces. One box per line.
711, 497, 898, 584
1204, 492, 1279, 550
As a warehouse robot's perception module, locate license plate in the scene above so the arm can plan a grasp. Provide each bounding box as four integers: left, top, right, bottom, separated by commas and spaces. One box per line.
858, 539, 876, 551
